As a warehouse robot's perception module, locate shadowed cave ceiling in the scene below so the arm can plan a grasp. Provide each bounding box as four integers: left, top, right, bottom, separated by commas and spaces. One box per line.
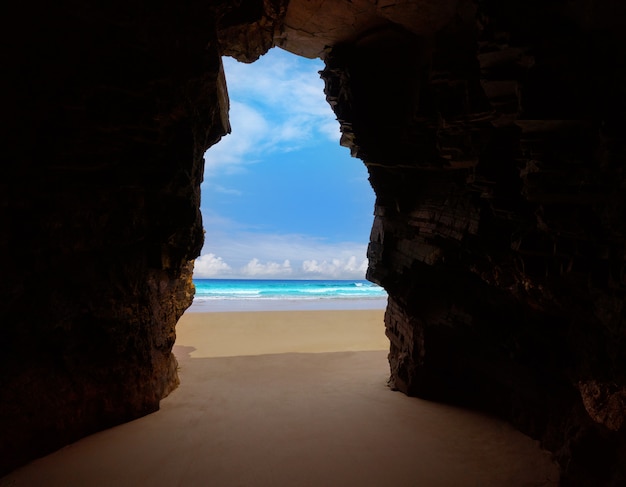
1, 0, 625, 485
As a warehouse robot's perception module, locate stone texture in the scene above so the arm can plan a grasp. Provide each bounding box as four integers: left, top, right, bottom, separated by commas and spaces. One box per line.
278, 0, 462, 58
579, 380, 626, 432
320, 1, 626, 485
1, 0, 230, 475
2, 0, 626, 485
217, 0, 288, 63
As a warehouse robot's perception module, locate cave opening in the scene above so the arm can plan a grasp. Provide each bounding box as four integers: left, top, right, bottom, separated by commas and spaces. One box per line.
195, 47, 376, 283
2, 1, 625, 484
180, 47, 389, 361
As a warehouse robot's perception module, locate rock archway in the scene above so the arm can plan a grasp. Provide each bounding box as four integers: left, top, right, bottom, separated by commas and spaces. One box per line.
2, 1, 625, 484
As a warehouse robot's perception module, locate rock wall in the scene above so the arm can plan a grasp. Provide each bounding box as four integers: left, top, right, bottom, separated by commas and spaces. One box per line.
320, 1, 626, 485
2, 0, 625, 484
1, 1, 230, 475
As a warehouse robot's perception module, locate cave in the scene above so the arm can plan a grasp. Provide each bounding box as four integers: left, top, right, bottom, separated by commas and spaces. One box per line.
2, 1, 625, 485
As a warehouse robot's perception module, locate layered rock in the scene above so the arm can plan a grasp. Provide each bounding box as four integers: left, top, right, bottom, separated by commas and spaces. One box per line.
319, 1, 626, 485
2, 0, 625, 485
1, 0, 229, 474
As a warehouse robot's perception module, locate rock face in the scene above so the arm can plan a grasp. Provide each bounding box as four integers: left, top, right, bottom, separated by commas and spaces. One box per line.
2, 0, 625, 485
319, 2, 626, 485
1, 1, 229, 474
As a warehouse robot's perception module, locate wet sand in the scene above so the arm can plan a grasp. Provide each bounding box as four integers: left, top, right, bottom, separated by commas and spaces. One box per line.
1, 310, 558, 486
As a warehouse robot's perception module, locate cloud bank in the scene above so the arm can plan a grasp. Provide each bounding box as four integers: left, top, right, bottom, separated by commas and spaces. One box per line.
194, 253, 369, 280
194, 253, 232, 277
194, 220, 370, 279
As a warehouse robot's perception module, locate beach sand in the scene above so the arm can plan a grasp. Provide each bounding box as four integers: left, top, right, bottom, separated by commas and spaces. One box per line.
2, 309, 559, 487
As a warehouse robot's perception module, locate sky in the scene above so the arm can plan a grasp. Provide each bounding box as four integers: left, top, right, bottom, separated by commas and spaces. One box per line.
194, 47, 375, 280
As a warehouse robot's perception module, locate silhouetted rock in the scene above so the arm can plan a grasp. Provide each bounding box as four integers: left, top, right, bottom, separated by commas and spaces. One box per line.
2, 1, 625, 484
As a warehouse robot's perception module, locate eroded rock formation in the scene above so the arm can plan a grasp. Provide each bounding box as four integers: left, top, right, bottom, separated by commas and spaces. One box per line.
318, 2, 626, 484
2, 1, 625, 485
2, 0, 229, 474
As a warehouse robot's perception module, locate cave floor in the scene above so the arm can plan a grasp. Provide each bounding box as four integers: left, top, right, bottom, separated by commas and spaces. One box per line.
3, 310, 558, 487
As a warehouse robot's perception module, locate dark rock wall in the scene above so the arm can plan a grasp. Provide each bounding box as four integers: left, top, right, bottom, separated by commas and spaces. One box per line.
1, 1, 229, 475
2, 0, 625, 484
321, 2, 626, 485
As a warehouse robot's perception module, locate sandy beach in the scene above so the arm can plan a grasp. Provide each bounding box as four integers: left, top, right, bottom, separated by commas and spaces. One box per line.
2, 309, 558, 486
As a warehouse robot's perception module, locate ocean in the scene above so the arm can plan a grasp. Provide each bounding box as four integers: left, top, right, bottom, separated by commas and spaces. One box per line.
190, 279, 388, 312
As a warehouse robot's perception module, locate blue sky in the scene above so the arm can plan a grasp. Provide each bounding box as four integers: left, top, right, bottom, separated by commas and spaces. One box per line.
194, 48, 375, 280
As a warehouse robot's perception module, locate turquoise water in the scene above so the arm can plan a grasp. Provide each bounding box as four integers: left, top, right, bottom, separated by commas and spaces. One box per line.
191, 279, 388, 312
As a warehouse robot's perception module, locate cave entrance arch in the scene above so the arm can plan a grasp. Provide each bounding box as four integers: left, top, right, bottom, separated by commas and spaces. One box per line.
3, 1, 626, 483
194, 48, 376, 286
183, 47, 388, 357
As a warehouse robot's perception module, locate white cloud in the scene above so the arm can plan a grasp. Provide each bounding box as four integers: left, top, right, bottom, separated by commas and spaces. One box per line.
204, 102, 267, 175
204, 48, 340, 178
194, 220, 371, 279
241, 258, 293, 277
224, 49, 330, 117
302, 257, 368, 278
194, 250, 369, 280
206, 184, 242, 196
346, 255, 369, 273
319, 119, 342, 141
194, 253, 232, 277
